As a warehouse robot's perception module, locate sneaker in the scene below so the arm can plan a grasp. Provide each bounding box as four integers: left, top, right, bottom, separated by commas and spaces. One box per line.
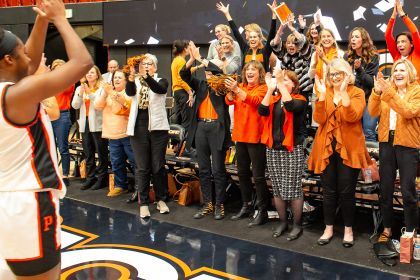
140, 205, 150, 218
214, 204, 225, 220
107, 187, 128, 197
193, 202, 213, 219
156, 200, 170, 214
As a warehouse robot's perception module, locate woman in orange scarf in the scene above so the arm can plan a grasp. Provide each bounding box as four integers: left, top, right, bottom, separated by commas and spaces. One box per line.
224, 61, 269, 227
308, 58, 371, 248
258, 69, 307, 241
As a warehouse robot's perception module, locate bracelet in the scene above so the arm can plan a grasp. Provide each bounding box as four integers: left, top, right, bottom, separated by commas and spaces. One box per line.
400, 13, 407, 18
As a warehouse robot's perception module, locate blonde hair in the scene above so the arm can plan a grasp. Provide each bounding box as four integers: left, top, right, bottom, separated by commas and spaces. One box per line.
326, 58, 355, 87
215, 24, 231, 34
245, 23, 266, 42
51, 59, 65, 70
318, 28, 339, 50
390, 59, 418, 85
81, 65, 103, 90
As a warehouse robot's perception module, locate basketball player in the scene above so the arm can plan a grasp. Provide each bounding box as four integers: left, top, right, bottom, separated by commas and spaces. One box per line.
0, 0, 92, 279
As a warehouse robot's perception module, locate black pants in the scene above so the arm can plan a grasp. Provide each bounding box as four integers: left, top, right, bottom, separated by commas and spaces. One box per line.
195, 121, 227, 205
320, 149, 360, 227
379, 137, 419, 231
130, 123, 169, 205
82, 119, 109, 183
173, 89, 192, 135
236, 142, 268, 209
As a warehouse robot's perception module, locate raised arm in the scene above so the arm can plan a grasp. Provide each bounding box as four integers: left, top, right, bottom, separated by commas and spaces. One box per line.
25, 12, 48, 75
6, 0, 93, 125
385, 2, 399, 59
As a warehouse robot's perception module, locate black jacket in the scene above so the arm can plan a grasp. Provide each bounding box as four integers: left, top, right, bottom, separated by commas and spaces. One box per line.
180, 64, 232, 151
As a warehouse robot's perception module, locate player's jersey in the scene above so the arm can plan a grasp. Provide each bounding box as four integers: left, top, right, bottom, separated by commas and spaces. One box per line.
0, 82, 65, 197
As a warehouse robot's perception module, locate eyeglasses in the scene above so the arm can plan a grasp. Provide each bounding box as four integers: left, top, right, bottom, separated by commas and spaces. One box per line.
329, 71, 344, 79
141, 62, 153, 66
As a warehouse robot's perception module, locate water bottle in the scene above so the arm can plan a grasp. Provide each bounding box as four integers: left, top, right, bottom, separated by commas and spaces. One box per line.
364, 169, 372, 184
414, 234, 420, 261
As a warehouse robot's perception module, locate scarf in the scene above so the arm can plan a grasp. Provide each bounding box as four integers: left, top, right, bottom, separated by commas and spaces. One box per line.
315, 46, 338, 79
261, 93, 307, 152
137, 77, 149, 109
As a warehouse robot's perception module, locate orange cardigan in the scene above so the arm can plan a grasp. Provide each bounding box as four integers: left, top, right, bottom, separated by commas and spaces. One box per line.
308, 85, 372, 174
368, 82, 420, 148
226, 83, 267, 143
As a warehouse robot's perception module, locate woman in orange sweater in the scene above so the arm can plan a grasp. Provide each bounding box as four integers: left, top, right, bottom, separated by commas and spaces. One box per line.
308, 58, 371, 247
94, 69, 136, 198
224, 60, 268, 227
368, 59, 419, 241
385, 0, 419, 81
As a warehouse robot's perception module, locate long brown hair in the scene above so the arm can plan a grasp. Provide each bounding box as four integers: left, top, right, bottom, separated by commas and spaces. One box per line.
346, 27, 378, 64
241, 60, 265, 85
81, 65, 103, 91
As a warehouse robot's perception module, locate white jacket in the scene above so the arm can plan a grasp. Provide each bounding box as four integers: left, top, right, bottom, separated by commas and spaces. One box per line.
71, 86, 104, 133
126, 75, 169, 136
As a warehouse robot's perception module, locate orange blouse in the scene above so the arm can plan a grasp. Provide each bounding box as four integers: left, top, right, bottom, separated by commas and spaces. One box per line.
226, 83, 267, 143
308, 85, 372, 174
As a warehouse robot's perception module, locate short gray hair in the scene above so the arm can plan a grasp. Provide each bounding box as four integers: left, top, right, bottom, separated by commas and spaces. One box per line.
144, 53, 158, 68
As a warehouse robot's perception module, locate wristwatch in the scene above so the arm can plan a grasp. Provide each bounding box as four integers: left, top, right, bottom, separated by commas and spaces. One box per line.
221, 57, 226, 61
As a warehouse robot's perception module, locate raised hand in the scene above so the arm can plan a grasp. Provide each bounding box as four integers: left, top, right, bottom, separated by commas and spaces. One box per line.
373, 72, 384, 94
314, 11, 321, 26
103, 83, 113, 95
224, 77, 238, 92
298, 14, 306, 29
33, 0, 65, 23
286, 13, 295, 30
267, 0, 278, 18
353, 58, 362, 70
189, 41, 201, 61
216, 2, 230, 15
273, 67, 285, 84
265, 72, 277, 92
315, 45, 325, 60
396, 0, 405, 16
339, 73, 350, 93
314, 75, 326, 99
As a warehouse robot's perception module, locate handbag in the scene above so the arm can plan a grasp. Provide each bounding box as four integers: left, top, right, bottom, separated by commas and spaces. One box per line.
173, 174, 202, 206
167, 173, 178, 197
373, 239, 399, 266
361, 158, 379, 183
400, 227, 415, 263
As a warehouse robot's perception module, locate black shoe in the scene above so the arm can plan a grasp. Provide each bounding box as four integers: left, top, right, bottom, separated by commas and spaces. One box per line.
80, 179, 96, 190
62, 178, 70, 187
342, 239, 354, 248
91, 180, 106, 190
214, 204, 225, 220
317, 236, 333, 246
126, 191, 139, 204
193, 202, 213, 219
230, 203, 252, 220
273, 222, 288, 238
287, 225, 303, 241
248, 209, 268, 227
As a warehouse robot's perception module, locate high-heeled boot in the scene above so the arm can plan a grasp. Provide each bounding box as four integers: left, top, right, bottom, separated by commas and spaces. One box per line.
230, 203, 253, 220
126, 190, 139, 204
248, 208, 268, 227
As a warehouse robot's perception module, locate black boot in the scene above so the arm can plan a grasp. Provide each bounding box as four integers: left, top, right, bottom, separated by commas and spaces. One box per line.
230, 203, 252, 220
80, 178, 96, 190
248, 208, 268, 227
126, 191, 139, 204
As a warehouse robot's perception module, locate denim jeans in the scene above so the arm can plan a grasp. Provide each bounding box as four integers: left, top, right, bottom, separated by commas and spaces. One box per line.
362, 106, 378, 142
109, 137, 136, 189
51, 111, 72, 176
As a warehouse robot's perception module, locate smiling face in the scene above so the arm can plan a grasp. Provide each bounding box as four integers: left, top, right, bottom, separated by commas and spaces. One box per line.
350, 30, 363, 51
392, 62, 409, 89
328, 68, 345, 88
320, 30, 334, 49
220, 37, 233, 53
215, 26, 227, 40
113, 71, 126, 91
244, 64, 260, 85
85, 67, 99, 84
396, 34, 413, 57
248, 31, 261, 50
310, 24, 319, 39
286, 35, 298, 55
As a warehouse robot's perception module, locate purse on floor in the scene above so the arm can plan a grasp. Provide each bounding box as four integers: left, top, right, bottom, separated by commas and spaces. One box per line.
373, 239, 399, 266
173, 174, 202, 206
